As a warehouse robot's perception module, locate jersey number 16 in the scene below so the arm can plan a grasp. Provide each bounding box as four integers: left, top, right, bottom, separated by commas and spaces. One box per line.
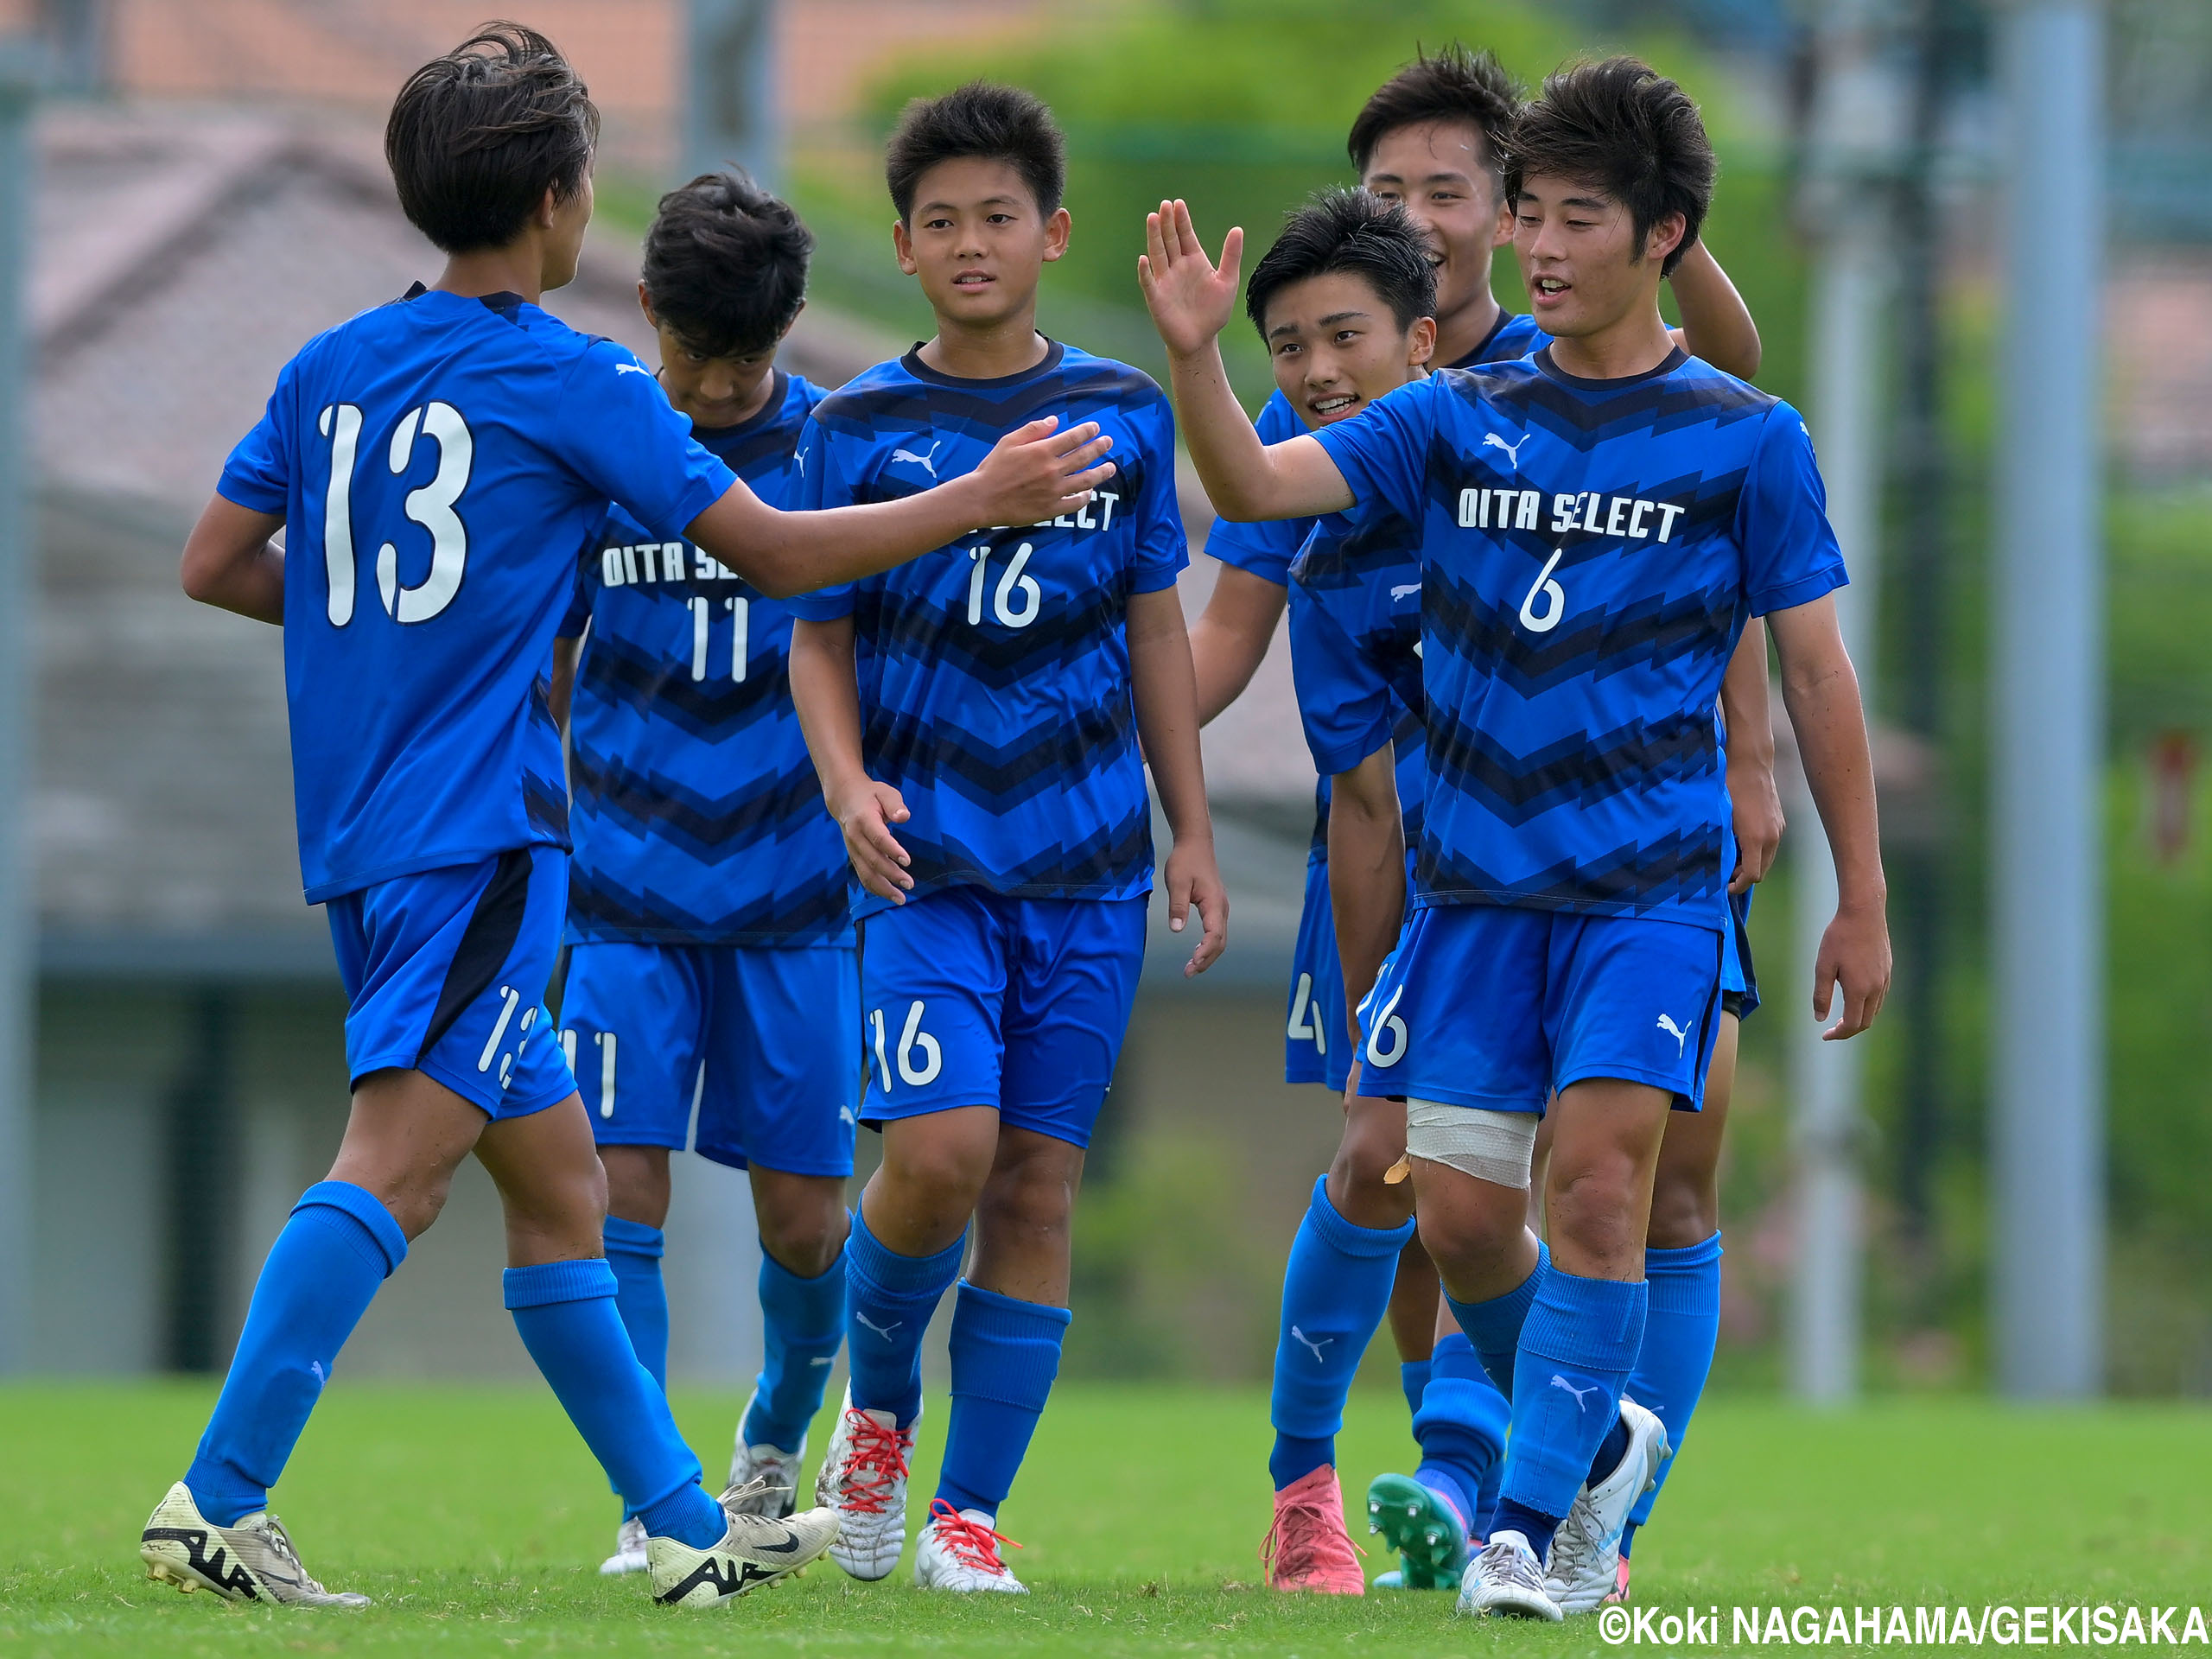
318, 402, 474, 627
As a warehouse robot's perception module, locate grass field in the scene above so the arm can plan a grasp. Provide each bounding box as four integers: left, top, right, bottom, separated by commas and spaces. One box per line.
2, 1382, 2206, 1656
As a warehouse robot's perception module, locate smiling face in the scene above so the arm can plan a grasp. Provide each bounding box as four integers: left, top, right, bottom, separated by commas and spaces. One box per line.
1360, 120, 1510, 331
1510, 170, 1683, 340
1261, 270, 1435, 433
892, 156, 1070, 332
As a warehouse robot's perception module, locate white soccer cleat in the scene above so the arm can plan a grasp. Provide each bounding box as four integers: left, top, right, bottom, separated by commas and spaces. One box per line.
727, 1391, 805, 1520
912, 1499, 1027, 1593
139, 1481, 369, 1609
1543, 1396, 1671, 1614
1456, 1529, 1562, 1621
599, 1515, 650, 1576
813, 1390, 915, 1581
647, 1503, 840, 1608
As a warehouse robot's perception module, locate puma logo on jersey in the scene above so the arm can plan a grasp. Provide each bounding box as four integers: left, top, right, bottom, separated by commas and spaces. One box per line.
855, 1313, 902, 1341
1656, 1013, 1690, 1056
1290, 1325, 1333, 1363
839, 1106, 857, 1126
1390, 582, 1421, 602
1483, 431, 1529, 467
1549, 1374, 1602, 1409
615, 361, 654, 378
893, 442, 942, 478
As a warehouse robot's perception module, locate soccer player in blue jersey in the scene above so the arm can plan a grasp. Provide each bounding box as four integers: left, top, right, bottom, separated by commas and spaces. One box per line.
544, 172, 860, 1578
1230, 192, 1779, 1595
786, 83, 1227, 1594
137, 28, 1115, 1612
1185, 55, 1770, 1554
1141, 54, 1889, 1621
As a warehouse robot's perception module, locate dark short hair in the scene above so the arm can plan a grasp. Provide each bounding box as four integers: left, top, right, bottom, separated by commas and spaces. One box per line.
385, 22, 600, 255
641, 171, 814, 358
1505, 57, 1714, 277
1245, 189, 1437, 341
885, 81, 1065, 223
1347, 43, 1522, 185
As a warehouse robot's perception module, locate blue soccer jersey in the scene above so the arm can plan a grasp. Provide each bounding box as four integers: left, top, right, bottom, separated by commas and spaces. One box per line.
1313, 346, 1847, 932
216, 286, 734, 903
559, 370, 853, 947
1207, 309, 1547, 587
785, 342, 1188, 913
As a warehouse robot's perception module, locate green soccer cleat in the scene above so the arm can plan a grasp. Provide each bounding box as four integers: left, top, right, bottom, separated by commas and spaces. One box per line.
1365, 1471, 1470, 1591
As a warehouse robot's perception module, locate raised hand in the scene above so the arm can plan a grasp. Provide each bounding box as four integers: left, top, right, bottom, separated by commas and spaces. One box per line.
969, 417, 1116, 528
1137, 199, 1244, 359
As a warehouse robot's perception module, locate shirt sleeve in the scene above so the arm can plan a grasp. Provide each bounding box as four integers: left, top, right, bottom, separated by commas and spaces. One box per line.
549, 340, 736, 541
215, 358, 298, 514
1127, 397, 1191, 595
556, 513, 606, 639
781, 413, 860, 622
1738, 402, 1850, 617
1310, 374, 1440, 529
1288, 542, 1398, 778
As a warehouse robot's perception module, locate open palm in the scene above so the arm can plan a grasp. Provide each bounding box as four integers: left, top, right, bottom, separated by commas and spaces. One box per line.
1138, 199, 1245, 357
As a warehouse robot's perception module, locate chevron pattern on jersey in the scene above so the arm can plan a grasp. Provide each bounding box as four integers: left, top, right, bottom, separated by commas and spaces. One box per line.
891, 806, 1156, 901
568, 863, 853, 944
1416, 824, 1726, 915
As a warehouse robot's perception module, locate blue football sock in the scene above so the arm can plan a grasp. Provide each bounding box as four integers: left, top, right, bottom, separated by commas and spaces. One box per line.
1413, 1333, 1509, 1536
745, 1230, 849, 1453
1495, 1267, 1649, 1559
1625, 1231, 1722, 1529
1444, 1237, 1549, 1399
184, 1182, 405, 1525
1620, 1521, 1640, 1558
504, 1258, 719, 1547
846, 1210, 964, 1429
1587, 1411, 1631, 1483
601, 1215, 668, 1391
936, 1281, 1071, 1518
1268, 1176, 1414, 1491
1399, 1358, 1433, 1424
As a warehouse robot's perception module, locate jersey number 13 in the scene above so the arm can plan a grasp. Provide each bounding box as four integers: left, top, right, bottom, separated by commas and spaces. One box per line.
318, 402, 474, 626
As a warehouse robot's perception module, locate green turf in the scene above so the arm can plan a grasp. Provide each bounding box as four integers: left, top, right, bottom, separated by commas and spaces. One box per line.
1, 1382, 2205, 1656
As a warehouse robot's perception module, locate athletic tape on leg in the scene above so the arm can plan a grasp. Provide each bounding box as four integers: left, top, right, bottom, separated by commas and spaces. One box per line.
1405, 1099, 1538, 1190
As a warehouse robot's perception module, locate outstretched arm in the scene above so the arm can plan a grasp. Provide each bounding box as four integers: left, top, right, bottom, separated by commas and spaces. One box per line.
1190, 565, 1287, 725
181, 496, 287, 624
789, 615, 913, 904
1128, 586, 1228, 976
1768, 594, 1889, 1038
688, 418, 1116, 600
1668, 241, 1763, 380
1138, 200, 1352, 524
1720, 620, 1783, 891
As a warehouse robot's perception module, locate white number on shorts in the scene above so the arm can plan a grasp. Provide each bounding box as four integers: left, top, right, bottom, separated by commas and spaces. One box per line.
868, 1000, 943, 1090
1364, 985, 1408, 1069
1286, 972, 1326, 1055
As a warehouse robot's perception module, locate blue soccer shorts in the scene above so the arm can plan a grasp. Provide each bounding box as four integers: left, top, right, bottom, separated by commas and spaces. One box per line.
324, 844, 577, 1121
1720, 886, 1760, 1020
1285, 857, 1351, 1091
1354, 904, 1726, 1114
856, 888, 1147, 1148
559, 941, 861, 1178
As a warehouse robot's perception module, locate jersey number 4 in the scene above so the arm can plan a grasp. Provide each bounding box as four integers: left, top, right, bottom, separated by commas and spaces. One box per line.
318, 402, 473, 626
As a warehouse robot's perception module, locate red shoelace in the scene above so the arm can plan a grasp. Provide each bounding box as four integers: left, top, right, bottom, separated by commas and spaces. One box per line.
926, 1498, 1023, 1573
1259, 1484, 1366, 1586
833, 1408, 910, 1516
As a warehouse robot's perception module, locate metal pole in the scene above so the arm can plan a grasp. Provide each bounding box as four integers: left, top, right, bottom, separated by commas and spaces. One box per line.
1992, 0, 2105, 1400
1790, 211, 1883, 1405
0, 41, 40, 1376
683, 0, 779, 188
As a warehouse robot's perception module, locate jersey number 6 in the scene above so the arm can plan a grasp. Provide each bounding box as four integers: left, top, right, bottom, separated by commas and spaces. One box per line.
318, 401, 474, 626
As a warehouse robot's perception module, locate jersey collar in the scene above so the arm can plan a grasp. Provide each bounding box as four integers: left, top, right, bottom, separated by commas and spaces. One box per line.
689, 368, 789, 443
1532, 341, 1687, 391
899, 338, 1065, 389
1446, 307, 1523, 370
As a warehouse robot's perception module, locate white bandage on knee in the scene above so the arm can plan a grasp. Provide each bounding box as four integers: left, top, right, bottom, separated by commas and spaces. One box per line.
1404, 1098, 1539, 1190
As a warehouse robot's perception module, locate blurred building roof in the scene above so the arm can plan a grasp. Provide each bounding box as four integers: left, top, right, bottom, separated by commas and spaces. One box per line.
28, 101, 1314, 977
